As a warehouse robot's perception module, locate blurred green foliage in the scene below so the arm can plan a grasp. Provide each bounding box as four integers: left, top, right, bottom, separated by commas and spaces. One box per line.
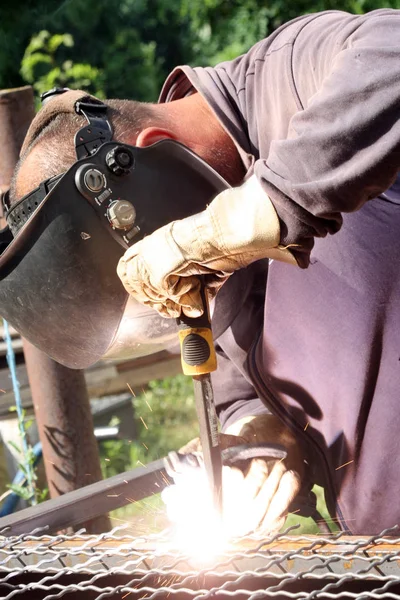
21, 31, 105, 99
99, 374, 198, 531
100, 374, 198, 479
1, 0, 399, 102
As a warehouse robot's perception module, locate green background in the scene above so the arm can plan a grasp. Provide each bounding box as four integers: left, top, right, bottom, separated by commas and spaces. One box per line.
2, 0, 399, 102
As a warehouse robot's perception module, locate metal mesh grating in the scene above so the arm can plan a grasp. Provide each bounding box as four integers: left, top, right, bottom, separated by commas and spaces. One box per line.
1, 524, 400, 599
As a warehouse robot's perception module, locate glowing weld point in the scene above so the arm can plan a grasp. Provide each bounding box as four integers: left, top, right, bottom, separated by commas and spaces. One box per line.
162, 468, 227, 564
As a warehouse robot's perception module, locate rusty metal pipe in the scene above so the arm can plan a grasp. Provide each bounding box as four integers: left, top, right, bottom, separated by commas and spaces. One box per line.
0, 87, 110, 533
0, 86, 35, 225
23, 340, 110, 533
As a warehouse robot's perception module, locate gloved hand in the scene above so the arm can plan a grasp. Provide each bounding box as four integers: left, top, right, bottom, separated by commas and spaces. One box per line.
163, 414, 304, 538
117, 176, 297, 318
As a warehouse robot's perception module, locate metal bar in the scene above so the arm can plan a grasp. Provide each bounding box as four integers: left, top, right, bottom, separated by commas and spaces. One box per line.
0, 459, 172, 536
0, 86, 109, 533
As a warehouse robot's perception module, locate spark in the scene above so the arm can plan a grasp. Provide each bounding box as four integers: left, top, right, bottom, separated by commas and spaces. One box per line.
107, 494, 121, 498
122, 592, 131, 599
142, 442, 149, 450
140, 499, 157, 511
136, 460, 146, 467
0, 389, 5, 393
304, 422, 309, 431
159, 471, 171, 486
125, 499, 155, 517
104, 458, 110, 462
110, 516, 131, 523
126, 383, 136, 397
145, 399, 153, 412
124, 480, 128, 484
140, 416, 148, 429
335, 459, 354, 471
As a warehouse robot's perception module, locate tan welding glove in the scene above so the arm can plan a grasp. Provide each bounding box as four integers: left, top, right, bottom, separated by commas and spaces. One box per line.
163, 414, 304, 538
222, 414, 304, 537
117, 176, 297, 318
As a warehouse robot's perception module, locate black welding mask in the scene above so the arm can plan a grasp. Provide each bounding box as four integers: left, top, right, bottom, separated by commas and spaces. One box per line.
0, 89, 228, 369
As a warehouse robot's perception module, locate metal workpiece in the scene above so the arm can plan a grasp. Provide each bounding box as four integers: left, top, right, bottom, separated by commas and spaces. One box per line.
0, 459, 172, 537
2, 525, 400, 599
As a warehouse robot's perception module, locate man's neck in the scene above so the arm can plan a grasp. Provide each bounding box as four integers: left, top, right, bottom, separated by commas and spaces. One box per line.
157, 93, 245, 186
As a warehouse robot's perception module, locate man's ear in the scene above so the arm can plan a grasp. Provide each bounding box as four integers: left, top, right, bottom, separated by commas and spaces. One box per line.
135, 127, 178, 148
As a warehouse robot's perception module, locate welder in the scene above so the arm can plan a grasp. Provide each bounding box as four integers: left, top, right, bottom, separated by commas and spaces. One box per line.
2, 8, 400, 536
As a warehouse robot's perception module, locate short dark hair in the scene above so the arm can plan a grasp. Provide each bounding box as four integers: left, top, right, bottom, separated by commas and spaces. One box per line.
9, 99, 155, 205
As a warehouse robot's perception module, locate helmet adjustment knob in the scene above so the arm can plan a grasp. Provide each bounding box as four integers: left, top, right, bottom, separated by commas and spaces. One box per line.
106, 146, 134, 175
107, 200, 136, 230
84, 168, 105, 192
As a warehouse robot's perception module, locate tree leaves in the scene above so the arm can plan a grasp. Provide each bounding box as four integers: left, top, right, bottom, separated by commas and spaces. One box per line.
20, 30, 104, 100
4, 0, 396, 103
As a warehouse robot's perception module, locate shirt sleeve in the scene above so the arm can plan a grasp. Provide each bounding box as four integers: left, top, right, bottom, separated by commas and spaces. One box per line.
255, 12, 400, 267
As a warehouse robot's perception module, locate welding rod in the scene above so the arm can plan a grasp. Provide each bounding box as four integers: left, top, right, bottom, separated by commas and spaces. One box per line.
177, 281, 223, 517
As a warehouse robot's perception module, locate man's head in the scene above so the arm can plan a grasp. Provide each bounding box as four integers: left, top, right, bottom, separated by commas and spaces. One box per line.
10, 98, 157, 203
10, 90, 244, 206
0, 89, 236, 369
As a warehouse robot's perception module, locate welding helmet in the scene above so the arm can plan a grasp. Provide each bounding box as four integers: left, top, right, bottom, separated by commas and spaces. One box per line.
0, 89, 228, 369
